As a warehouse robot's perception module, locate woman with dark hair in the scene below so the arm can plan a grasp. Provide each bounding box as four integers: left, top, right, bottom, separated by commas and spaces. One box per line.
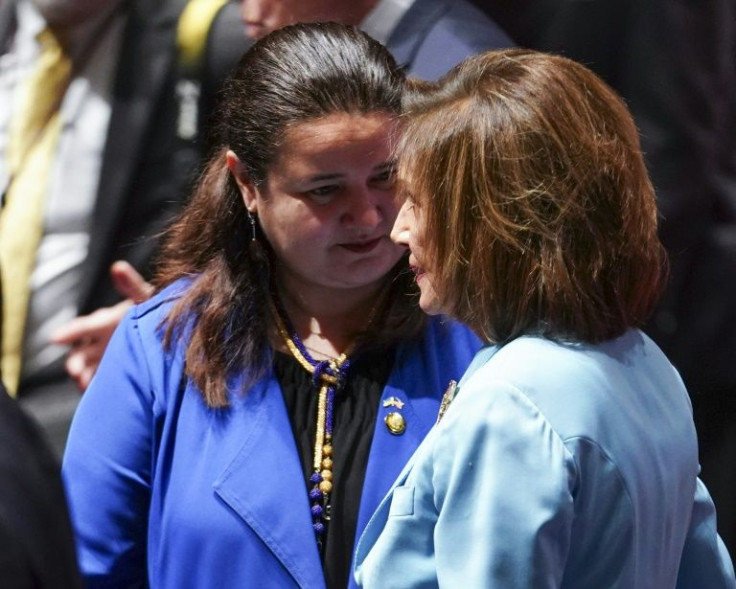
61, 23, 479, 589
354, 49, 735, 587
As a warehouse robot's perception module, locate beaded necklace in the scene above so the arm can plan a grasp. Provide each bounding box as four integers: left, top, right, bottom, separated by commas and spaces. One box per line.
270, 298, 354, 548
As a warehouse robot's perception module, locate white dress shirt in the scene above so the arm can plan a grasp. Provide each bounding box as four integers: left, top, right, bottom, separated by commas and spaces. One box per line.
0, 1, 125, 380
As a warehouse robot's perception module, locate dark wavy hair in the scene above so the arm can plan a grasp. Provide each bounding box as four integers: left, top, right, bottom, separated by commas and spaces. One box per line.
154, 23, 420, 407
398, 49, 668, 344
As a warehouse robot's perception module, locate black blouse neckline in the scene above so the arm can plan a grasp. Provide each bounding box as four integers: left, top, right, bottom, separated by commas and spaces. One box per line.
273, 345, 395, 589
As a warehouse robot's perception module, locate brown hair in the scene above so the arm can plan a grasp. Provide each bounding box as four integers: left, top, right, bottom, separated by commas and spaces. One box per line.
399, 49, 668, 344
154, 23, 419, 407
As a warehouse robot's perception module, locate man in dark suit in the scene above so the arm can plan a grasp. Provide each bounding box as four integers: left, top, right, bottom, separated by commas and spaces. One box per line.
239, 0, 513, 79
473, 0, 736, 553
365, 0, 513, 80
0, 0, 248, 455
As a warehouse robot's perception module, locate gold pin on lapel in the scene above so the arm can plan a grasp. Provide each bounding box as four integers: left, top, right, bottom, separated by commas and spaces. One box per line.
436, 380, 458, 423
385, 412, 406, 435
382, 396, 405, 410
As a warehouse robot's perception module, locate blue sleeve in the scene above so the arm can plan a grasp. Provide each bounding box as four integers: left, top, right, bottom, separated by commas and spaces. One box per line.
62, 309, 158, 587
431, 382, 575, 587
677, 478, 736, 587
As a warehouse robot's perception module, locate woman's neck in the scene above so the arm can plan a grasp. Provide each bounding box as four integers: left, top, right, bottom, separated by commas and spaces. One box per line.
275, 281, 386, 359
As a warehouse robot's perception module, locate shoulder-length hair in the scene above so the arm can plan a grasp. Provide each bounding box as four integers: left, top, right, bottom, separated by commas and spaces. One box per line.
398, 49, 668, 344
154, 23, 420, 407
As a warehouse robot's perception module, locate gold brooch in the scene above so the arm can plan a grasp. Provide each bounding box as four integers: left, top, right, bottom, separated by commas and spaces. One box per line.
436, 380, 458, 423
385, 412, 406, 435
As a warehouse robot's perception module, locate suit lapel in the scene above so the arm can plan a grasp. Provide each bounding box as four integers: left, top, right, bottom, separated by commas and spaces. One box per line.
352, 341, 499, 581
348, 331, 451, 589
384, 0, 449, 73
352, 422, 441, 572
353, 379, 437, 541
0, 2, 16, 54
80, 2, 179, 306
213, 376, 325, 589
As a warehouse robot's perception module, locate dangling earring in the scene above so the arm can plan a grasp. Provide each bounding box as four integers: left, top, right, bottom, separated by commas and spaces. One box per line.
247, 209, 257, 242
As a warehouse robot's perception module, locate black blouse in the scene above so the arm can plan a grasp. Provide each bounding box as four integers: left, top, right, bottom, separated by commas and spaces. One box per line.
274, 345, 395, 589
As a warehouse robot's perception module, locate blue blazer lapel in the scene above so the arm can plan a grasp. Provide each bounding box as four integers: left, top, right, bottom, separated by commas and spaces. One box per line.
213, 377, 325, 589
353, 378, 438, 543
353, 423, 442, 571
349, 322, 466, 589
355, 320, 479, 541
349, 330, 498, 589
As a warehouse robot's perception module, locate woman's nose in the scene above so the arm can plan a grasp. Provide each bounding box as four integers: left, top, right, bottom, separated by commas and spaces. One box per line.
390, 200, 412, 246
342, 189, 383, 229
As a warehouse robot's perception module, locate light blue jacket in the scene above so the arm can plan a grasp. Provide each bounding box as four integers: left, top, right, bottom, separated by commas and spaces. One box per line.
355, 330, 735, 588
61, 282, 480, 588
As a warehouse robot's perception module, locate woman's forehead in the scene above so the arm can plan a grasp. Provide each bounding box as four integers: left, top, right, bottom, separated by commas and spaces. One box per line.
270, 113, 396, 168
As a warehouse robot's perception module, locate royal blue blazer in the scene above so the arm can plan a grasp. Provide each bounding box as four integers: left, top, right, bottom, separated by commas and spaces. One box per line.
61, 281, 481, 588
355, 330, 735, 588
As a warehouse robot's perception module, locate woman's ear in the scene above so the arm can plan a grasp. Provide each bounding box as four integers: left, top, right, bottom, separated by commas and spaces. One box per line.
226, 150, 259, 213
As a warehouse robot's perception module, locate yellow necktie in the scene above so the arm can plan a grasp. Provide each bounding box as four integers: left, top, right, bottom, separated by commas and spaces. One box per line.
0, 27, 71, 395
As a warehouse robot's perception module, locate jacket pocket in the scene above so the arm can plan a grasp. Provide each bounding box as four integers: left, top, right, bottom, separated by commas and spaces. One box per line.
389, 485, 415, 517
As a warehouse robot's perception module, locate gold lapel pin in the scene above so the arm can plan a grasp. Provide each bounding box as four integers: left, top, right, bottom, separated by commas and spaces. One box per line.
436, 380, 458, 423
382, 396, 405, 410
385, 412, 406, 435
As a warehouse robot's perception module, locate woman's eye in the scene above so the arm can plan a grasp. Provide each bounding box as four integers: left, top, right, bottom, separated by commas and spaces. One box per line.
306, 185, 339, 202
372, 168, 396, 188
401, 189, 417, 210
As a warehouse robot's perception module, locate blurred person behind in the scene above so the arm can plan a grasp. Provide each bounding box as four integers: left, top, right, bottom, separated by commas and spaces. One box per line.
0, 0, 248, 455
0, 271, 81, 589
470, 0, 736, 552
239, 0, 513, 80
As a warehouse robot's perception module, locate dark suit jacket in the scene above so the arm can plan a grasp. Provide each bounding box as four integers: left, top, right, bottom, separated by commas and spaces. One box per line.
386, 0, 514, 80
79, 0, 249, 314
0, 0, 249, 317
0, 385, 81, 588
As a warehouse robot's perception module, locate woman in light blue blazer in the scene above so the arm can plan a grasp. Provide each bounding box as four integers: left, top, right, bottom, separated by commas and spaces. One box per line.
61, 24, 479, 589
354, 49, 735, 587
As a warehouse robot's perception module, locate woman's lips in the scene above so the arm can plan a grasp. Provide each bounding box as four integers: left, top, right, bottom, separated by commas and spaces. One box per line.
340, 237, 382, 253
410, 265, 426, 282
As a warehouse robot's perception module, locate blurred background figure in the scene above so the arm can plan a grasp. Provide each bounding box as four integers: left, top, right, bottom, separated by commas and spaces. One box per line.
0, 272, 81, 589
239, 0, 514, 79
0, 384, 82, 589
471, 0, 736, 555
0, 0, 248, 456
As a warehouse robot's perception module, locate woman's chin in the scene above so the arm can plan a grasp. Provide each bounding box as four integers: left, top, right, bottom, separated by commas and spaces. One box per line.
418, 295, 443, 316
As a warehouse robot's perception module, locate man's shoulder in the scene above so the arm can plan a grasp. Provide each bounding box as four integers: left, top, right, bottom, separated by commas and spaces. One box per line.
391, 0, 514, 80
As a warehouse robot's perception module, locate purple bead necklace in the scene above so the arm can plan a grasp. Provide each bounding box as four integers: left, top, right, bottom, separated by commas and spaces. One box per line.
270, 298, 352, 547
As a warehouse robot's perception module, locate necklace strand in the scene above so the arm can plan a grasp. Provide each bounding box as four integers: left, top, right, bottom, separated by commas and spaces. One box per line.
270, 298, 352, 547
